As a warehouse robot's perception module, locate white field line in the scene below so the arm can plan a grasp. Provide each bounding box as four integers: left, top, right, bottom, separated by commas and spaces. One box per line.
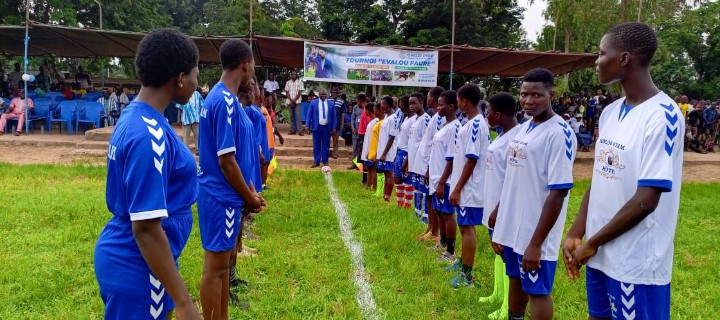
323, 173, 380, 320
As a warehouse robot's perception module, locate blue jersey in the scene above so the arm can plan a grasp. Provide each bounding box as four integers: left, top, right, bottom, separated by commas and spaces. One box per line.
245, 105, 266, 191
198, 82, 258, 205
96, 101, 197, 292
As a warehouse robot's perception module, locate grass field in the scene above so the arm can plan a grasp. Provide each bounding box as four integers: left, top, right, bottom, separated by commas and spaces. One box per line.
0, 164, 718, 319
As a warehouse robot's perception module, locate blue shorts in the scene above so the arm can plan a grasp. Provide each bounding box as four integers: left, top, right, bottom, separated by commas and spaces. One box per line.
432, 185, 455, 214
413, 173, 429, 194
504, 246, 557, 295
586, 267, 670, 320
456, 206, 483, 226
378, 160, 393, 172
198, 190, 241, 252
101, 272, 175, 319
364, 160, 375, 168
394, 150, 408, 179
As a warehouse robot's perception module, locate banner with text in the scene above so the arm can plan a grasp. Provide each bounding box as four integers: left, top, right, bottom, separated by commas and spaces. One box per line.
303, 42, 439, 87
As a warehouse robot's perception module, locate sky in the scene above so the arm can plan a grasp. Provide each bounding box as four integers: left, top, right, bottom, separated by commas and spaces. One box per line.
520, 0, 548, 43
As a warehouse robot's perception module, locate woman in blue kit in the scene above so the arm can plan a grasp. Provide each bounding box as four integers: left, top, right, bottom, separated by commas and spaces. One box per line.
94, 28, 202, 320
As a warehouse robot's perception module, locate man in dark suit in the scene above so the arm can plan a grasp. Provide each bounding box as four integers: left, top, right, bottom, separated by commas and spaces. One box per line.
310, 47, 333, 79
306, 88, 336, 167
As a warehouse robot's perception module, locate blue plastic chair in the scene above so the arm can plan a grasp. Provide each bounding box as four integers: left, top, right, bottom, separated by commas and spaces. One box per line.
76, 102, 104, 132
84, 92, 103, 102
49, 101, 77, 135
1, 97, 9, 107
28, 102, 51, 133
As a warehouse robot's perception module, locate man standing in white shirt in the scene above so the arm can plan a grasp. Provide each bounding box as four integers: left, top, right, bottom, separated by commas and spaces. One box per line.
563, 22, 683, 320
285, 70, 304, 135
263, 72, 280, 95
491, 68, 576, 320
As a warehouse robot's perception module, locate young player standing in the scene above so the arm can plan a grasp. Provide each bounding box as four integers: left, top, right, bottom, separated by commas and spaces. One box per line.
94, 28, 202, 320
447, 84, 491, 288
483, 92, 520, 320
492, 68, 576, 320
406, 93, 431, 224
396, 96, 416, 209
415, 87, 445, 241
360, 103, 379, 191
377, 96, 400, 202
563, 22, 684, 320
197, 39, 264, 319
430, 90, 461, 264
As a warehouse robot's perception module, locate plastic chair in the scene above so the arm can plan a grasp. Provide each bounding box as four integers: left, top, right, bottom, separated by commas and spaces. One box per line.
1, 98, 9, 106
28, 103, 51, 133
84, 92, 103, 102
49, 101, 77, 135
76, 102, 103, 132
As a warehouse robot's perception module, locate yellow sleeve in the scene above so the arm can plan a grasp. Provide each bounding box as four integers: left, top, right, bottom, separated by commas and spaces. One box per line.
368, 120, 382, 160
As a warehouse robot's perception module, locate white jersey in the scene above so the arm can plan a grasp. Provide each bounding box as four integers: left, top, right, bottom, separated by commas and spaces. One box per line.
586, 92, 684, 285
447, 113, 491, 208
429, 119, 460, 194
361, 118, 379, 161
492, 114, 577, 261
416, 113, 445, 175
483, 126, 520, 226
397, 115, 416, 151
377, 111, 400, 162
408, 113, 431, 174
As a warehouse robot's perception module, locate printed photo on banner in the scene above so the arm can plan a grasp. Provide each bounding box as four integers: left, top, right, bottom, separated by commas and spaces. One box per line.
303, 41, 439, 87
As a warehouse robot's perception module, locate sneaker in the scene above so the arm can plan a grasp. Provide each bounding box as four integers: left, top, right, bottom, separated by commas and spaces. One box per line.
427, 242, 444, 252
416, 232, 429, 241
443, 260, 460, 272
13, 131, 20, 136
310, 163, 320, 168
244, 231, 261, 240
437, 252, 457, 265
450, 273, 475, 289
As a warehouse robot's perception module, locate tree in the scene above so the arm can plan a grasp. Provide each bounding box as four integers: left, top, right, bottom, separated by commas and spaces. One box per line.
192, 0, 278, 36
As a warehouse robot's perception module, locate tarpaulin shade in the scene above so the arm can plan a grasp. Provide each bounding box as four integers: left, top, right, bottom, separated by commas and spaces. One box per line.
0, 22, 597, 78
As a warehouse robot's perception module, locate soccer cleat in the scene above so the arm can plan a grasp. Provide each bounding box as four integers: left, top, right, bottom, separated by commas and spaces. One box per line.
437, 252, 457, 265
443, 261, 460, 272
450, 273, 476, 289
230, 278, 251, 290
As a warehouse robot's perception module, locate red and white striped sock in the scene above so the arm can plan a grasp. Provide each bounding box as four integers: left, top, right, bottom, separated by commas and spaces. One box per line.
404, 185, 415, 208
395, 184, 406, 207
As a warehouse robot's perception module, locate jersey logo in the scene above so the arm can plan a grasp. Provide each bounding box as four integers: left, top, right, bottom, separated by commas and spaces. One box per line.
225, 96, 235, 126
107, 144, 117, 161
661, 104, 679, 156
143, 116, 165, 174
225, 208, 235, 238
435, 117, 443, 131
485, 154, 494, 169
149, 274, 165, 319
619, 282, 636, 320
507, 145, 527, 168
559, 122, 573, 160
595, 148, 626, 180
471, 120, 481, 143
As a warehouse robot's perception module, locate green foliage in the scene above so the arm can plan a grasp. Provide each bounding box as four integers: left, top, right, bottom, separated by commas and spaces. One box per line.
279, 17, 321, 39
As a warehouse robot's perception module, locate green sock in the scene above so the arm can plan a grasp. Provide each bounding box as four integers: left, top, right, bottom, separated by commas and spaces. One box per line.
461, 264, 473, 280
494, 255, 504, 296
501, 267, 509, 311
375, 175, 385, 197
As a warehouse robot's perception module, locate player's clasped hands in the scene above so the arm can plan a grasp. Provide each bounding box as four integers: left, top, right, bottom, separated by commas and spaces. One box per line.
562, 237, 598, 280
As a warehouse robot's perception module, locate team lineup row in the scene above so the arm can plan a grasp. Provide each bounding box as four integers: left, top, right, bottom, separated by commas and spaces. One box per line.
90, 21, 683, 320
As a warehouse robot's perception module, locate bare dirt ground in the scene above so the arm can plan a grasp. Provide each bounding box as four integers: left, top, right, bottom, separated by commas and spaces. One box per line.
1, 143, 718, 183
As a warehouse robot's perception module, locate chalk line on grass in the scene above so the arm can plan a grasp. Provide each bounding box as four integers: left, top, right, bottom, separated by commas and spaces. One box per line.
323, 173, 380, 320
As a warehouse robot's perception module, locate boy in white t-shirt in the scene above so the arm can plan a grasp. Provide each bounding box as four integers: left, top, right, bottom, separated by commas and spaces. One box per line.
416, 86, 446, 243
563, 22, 683, 320
393, 96, 413, 208
429, 90, 460, 264
492, 68, 576, 320
482, 92, 519, 320
447, 84, 491, 288
377, 96, 400, 202
405, 93, 431, 222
